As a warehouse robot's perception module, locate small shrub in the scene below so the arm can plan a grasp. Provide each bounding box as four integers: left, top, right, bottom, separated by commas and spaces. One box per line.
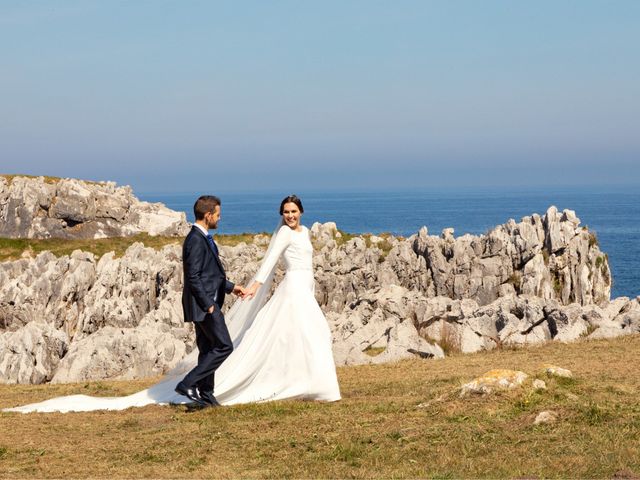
581, 324, 599, 337
335, 230, 356, 246
377, 238, 393, 257
541, 249, 550, 264
552, 271, 564, 296
507, 272, 522, 288
438, 323, 460, 355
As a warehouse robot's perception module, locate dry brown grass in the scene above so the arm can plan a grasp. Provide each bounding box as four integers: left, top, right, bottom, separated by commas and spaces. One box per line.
1, 174, 65, 185
0, 174, 105, 186
1, 335, 640, 478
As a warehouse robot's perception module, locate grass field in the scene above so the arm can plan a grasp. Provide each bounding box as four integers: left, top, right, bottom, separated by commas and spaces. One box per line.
0, 233, 271, 262
1, 335, 639, 479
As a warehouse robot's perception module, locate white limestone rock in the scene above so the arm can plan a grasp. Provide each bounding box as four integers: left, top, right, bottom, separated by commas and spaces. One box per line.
543, 365, 573, 378
329, 285, 444, 365
0, 322, 68, 384
460, 369, 529, 396
51, 326, 188, 383
534, 410, 558, 425
533, 379, 547, 390
0, 176, 189, 239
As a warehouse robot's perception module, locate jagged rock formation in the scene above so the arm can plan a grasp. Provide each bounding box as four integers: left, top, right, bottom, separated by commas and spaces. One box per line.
0, 175, 189, 239
311, 206, 611, 310
0, 205, 637, 384
0, 245, 190, 383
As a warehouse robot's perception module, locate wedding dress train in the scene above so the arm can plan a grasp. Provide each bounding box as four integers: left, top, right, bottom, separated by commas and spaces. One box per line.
4, 224, 341, 413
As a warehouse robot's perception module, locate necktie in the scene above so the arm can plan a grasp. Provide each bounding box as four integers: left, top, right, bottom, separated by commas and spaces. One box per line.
206, 234, 219, 256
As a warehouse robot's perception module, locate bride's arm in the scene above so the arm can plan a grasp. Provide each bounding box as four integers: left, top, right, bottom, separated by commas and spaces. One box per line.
245, 225, 291, 299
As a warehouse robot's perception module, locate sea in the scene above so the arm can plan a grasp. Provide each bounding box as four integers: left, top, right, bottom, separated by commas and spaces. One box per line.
139, 186, 639, 299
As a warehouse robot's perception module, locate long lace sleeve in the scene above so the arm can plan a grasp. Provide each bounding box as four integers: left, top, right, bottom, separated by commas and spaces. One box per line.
254, 225, 292, 283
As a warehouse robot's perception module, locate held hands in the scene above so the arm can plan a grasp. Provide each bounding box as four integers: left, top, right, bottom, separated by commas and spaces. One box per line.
228, 283, 261, 301
243, 282, 261, 300
209, 285, 249, 312
232, 285, 248, 298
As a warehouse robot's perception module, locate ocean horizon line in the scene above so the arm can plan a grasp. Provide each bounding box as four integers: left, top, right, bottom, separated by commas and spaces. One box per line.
137, 183, 639, 197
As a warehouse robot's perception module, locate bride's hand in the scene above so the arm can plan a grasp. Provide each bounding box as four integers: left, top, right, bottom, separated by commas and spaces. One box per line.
244, 282, 261, 300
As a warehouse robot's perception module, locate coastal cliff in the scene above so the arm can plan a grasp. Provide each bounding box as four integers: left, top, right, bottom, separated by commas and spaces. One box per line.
0, 177, 637, 384
0, 175, 189, 239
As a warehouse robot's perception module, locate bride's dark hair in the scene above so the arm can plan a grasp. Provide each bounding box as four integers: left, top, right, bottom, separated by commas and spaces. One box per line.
279, 195, 304, 215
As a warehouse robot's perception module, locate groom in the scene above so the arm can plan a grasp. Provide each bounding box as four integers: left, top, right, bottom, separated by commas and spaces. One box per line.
176, 195, 245, 407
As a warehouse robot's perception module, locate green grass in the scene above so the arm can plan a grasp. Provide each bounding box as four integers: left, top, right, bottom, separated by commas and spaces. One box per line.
3, 335, 638, 478
1, 225, 400, 264
215, 232, 270, 247
335, 229, 357, 246
0, 232, 273, 262
0, 234, 182, 261
363, 346, 386, 357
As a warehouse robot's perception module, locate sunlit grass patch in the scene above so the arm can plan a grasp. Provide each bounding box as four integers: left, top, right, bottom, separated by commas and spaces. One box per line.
215, 232, 269, 247
0, 234, 181, 262
0, 232, 276, 262
1, 174, 68, 185
1, 336, 640, 478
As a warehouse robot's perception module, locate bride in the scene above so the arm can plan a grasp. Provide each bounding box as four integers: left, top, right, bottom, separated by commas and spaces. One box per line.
4, 195, 341, 413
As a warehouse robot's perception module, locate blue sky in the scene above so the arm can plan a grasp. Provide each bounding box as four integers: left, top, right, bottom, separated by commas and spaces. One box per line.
1, 1, 638, 193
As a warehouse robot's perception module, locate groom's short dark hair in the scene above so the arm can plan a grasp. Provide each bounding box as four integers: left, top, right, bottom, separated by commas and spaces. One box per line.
194, 195, 221, 220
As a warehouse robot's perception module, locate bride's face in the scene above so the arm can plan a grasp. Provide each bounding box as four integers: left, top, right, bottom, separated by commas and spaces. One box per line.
282, 202, 301, 230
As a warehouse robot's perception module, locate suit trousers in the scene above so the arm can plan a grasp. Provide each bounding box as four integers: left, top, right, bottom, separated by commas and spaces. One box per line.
181, 309, 233, 393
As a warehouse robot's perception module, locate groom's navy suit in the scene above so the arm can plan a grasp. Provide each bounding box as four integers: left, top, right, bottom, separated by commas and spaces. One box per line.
180, 225, 235, 395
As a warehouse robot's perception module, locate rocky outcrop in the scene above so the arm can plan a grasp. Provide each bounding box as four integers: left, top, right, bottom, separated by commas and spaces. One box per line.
0, 322, 68, 384
0, 175, 189, 239
0, 204, 635, 384
411, 206, 610, 306
310, 206, 611, 312
0, 244, 191, 383
327, 285, 445, 365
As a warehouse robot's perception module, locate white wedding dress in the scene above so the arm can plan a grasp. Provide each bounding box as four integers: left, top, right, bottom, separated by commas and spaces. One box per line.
4, 224, 341, 413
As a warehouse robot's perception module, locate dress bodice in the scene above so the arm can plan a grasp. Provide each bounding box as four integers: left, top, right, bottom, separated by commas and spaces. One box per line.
254, 225, 312, 283
282, 227, 313, 272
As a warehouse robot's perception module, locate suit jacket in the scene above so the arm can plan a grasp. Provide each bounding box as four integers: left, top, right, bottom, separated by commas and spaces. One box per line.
182, 226, 235, 323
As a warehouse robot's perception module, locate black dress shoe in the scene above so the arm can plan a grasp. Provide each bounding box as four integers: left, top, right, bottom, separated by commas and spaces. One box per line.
198, 390, 221, 407
175, 382, 207, 407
